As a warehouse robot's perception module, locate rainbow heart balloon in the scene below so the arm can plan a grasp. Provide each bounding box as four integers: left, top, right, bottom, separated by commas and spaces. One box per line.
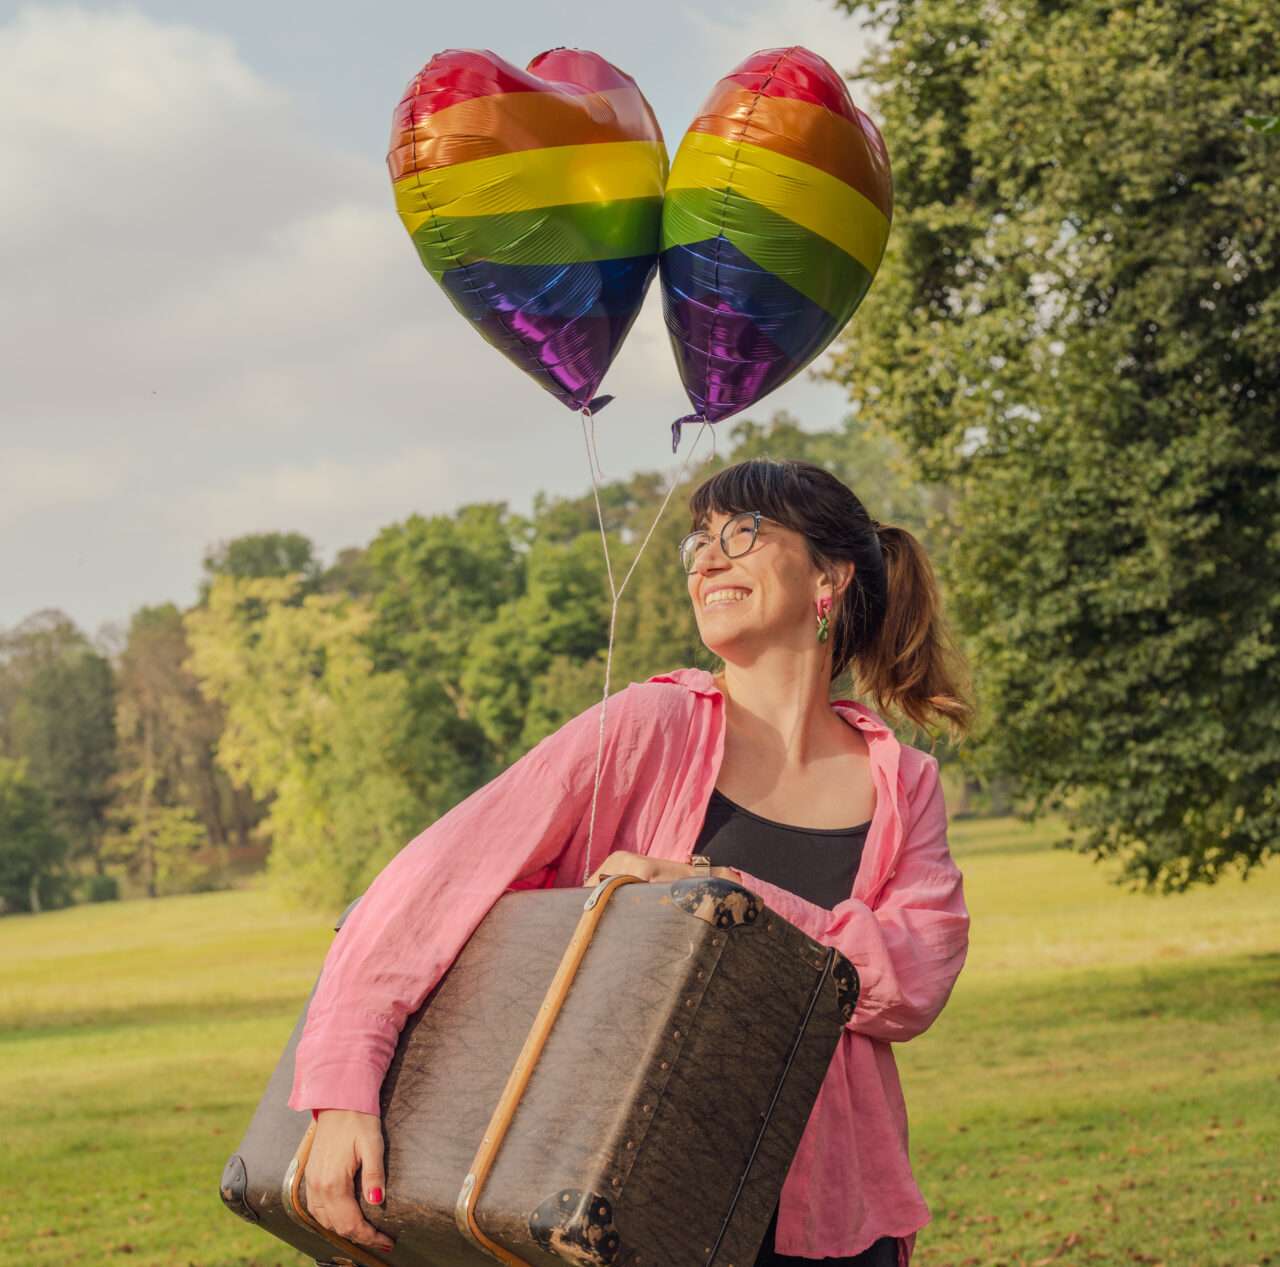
388, 49, 668, 414
661, 48, 893, 449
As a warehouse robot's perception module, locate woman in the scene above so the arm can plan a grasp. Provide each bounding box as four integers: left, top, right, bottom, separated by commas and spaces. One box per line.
288, 458, 973, 1267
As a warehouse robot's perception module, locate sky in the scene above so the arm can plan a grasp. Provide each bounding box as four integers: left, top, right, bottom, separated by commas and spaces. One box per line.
0, 0, 879, 637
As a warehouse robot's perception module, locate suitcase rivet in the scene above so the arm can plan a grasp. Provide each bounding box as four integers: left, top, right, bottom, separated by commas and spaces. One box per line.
696, 970, 704, 979
673, 1029, 681, 1040
626, 1139, 635, 1148
612, 1177, 622, 1188
686, 998, 694, 1007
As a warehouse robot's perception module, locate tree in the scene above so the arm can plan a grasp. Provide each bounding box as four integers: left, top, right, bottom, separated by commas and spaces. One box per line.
828, 0, 1279, 888
0, 610, 87, 755
186, 575, 423, 908
0, 613, 117, 872
110, 604, 260, 894
460, 532, 613, 759
199, 531, 322, 600
103, 800, 208, 899
0, 758, 69, 914
365, 504, 528, 810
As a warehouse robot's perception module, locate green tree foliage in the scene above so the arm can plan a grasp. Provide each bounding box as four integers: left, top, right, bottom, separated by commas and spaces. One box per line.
0, 758, 69, 914
364, 504, 527, 811
110, 604, 259, 894
0, 611, 117, 873
103, 801, 208, 899
185, 576, 423, 907
461, 532, 613, 758
830, 0, 1279, 888
199, 531, 323, 600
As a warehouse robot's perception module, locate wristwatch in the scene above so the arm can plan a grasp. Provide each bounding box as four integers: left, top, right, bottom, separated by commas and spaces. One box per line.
689, 853, 713, 879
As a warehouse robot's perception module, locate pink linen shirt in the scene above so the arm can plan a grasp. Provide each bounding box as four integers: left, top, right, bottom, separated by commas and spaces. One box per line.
288, 666, 969, 1264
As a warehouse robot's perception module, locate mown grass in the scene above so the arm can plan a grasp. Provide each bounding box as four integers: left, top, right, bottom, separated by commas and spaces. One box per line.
900, 817, 1280, 1267
0, 817, 1276, 1267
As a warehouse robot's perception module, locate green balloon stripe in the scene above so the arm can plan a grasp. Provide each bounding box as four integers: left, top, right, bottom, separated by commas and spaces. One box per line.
662, 186, 872, 320
412, 196, 663, 280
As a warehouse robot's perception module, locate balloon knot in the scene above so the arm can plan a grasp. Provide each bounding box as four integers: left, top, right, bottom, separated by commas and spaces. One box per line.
585, 394, 614, 416
671, 415, 702, 454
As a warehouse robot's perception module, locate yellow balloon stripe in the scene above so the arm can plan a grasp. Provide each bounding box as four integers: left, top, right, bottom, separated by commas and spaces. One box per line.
394, 139, 668, 238
666, 130, 890, 275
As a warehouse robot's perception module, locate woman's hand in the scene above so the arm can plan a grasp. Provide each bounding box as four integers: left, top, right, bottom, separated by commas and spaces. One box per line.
583, 850, 738, 887
305, 1109, 395, 1254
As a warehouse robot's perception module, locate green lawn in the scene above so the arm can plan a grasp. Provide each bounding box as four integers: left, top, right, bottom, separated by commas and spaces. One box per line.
1, 818, 1276, 1267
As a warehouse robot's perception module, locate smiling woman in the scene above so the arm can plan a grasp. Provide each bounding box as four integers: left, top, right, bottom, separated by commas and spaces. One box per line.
289, 456, 973, 1267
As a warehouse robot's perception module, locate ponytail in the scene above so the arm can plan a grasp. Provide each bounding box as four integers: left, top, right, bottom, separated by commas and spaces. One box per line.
847, 524, 974, 741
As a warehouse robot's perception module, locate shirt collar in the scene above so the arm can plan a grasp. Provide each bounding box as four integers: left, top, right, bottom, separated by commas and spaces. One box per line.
646, 666, 893, 737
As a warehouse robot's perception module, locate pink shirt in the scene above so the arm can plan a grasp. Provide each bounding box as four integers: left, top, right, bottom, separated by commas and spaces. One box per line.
289, 667, 969, 1263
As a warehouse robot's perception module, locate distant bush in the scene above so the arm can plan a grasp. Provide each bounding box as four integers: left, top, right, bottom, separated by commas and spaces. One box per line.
83, 873, 120, 903
187, 872, 230, 894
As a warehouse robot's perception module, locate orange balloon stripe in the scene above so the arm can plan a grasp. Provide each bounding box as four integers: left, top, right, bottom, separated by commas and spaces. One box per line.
684, 83, 892, 221
389, 87, 661, 181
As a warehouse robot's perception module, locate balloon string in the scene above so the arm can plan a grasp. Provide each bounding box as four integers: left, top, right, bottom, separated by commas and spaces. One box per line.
579, 410, 714, 884
586, 411, 608, 483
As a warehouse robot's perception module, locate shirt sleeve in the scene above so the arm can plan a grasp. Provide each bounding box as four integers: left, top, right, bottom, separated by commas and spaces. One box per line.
726, 753, 969, 1043
287, 691, 626, 1116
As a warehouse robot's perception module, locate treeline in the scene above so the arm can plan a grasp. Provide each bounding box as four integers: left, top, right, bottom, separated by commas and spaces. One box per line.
1, 416, 943, 913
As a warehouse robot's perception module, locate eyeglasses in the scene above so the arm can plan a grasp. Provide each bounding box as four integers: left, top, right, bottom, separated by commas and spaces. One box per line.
678, 511, 763, 574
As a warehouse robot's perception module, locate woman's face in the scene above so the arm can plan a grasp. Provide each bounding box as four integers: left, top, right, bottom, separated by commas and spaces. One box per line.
685, 509, 833, 658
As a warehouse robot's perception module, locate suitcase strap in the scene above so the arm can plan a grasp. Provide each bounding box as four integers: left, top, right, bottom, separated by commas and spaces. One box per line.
455, 873, 647, 1266
286, 873, 646, 1267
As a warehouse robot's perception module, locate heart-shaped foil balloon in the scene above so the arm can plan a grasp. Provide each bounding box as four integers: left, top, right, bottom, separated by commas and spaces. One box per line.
389, 48, 668, 414
661, 48, 893, 449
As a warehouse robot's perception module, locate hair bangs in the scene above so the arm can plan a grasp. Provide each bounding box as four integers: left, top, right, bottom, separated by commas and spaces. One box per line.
688, 460, 811, 534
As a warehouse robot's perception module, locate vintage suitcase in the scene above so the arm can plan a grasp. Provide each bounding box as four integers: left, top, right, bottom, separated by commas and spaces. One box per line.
220, 872, 859, 1267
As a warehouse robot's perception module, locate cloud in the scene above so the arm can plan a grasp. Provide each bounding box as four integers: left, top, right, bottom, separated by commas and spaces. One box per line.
0, 445, 130, 523
0, 5, 492, 628
180, 444, 460, 545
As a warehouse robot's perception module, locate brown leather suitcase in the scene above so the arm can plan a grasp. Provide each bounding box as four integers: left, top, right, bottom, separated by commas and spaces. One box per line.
220, 873, 859, 1267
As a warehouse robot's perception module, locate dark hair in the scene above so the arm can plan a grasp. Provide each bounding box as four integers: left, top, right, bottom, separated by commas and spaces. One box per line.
688, 457, 973, 739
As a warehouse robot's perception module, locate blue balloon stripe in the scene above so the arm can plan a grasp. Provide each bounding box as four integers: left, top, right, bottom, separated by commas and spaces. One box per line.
659, 237, 835, 365
439, 256, 657, 323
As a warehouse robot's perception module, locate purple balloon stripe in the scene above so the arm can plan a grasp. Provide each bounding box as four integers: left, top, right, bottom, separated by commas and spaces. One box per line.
465, 306, 615, 411
664, 296, 801, 422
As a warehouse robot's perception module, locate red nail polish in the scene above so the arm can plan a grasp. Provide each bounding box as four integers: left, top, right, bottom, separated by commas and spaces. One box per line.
368, 1186, 383, 1204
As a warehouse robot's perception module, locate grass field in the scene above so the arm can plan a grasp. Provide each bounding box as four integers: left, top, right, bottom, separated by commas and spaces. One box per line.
1, 816, 1276, 1267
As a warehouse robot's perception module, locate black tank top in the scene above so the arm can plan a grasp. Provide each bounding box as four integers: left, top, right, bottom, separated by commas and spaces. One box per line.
691, 787, 871, 910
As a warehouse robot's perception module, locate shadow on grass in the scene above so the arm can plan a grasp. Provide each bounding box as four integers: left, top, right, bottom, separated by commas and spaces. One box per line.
0, 991, 309, 1045
941, 950, 1280, 1041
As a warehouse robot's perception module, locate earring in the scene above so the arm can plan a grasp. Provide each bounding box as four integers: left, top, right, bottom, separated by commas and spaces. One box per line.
815, 595, 833, 643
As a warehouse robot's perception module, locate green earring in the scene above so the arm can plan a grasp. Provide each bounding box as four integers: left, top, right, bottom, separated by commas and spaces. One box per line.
815, 596, 833, 643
